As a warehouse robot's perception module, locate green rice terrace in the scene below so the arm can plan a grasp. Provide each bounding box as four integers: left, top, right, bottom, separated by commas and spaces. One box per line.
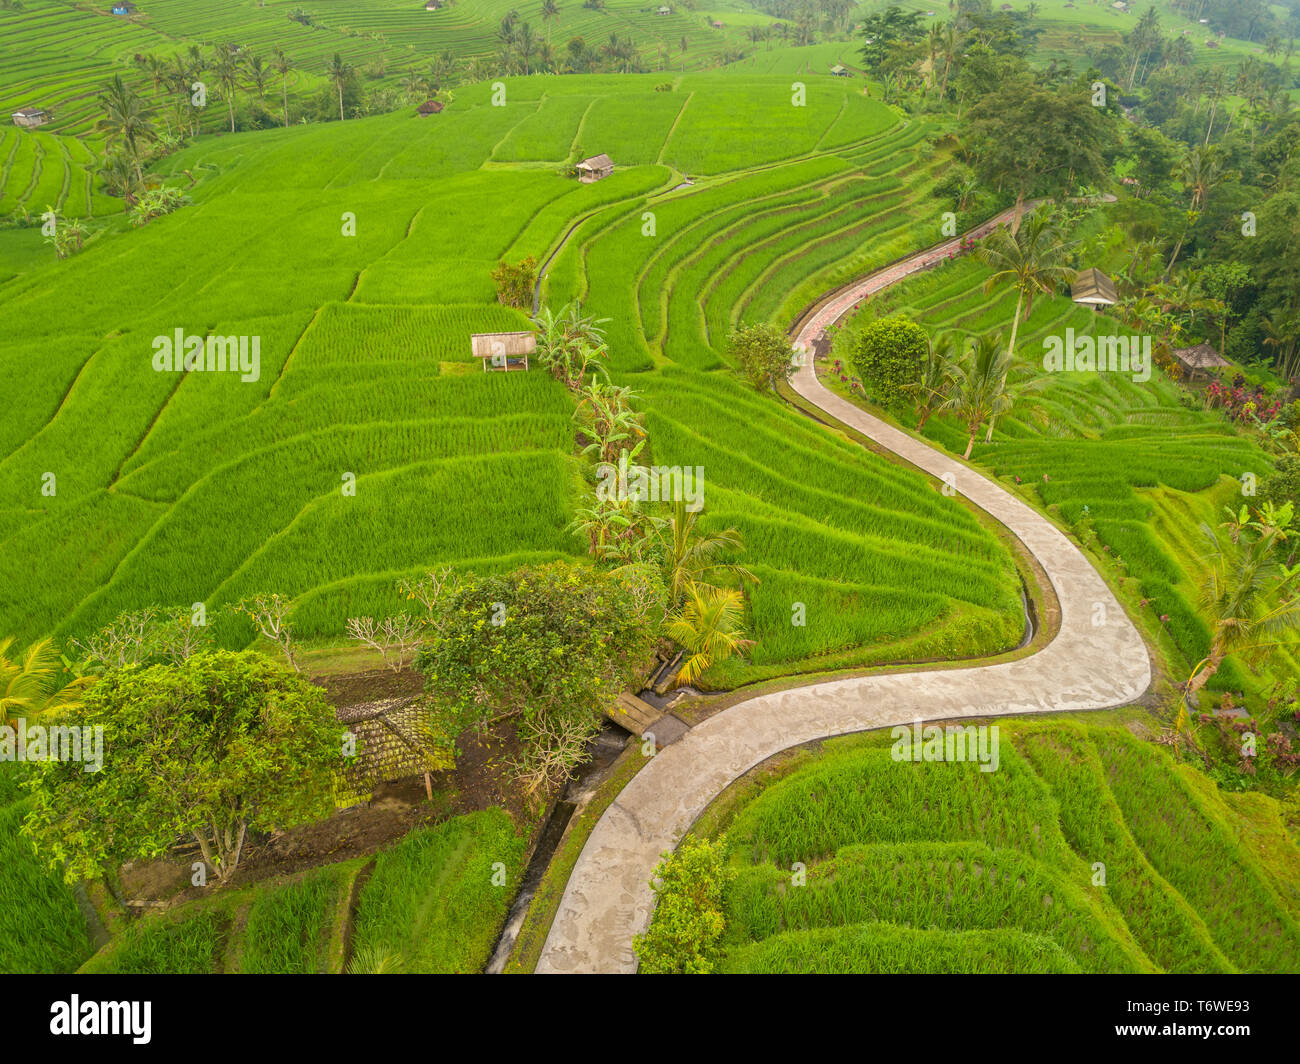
1, 0, 1298, 983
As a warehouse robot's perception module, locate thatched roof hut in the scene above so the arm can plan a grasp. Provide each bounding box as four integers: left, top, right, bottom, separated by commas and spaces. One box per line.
417, 99, 444, 116
1171, 342, 1231, 380
471, 331, 536, 371
1070, 267, 1118, 307
335, 696, 449, 805
576, 153, 614, 182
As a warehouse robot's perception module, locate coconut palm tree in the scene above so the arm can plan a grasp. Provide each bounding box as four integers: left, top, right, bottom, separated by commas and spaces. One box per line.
211, 46, 243, 132
1187, 505, 1300, 698
940, 333, 1025, 458
327, 52, 355, 121
0, 638, 91, 730
908, 332, 958, 431
976, 209, 1077, 362
541, 0, 560, 44
96, 74, 156, 187
666, 584, 754, 687
1261, 308, 1299, 379
272, 47, 293, 126
515, 22, 537, 74
651, 498, 754, 609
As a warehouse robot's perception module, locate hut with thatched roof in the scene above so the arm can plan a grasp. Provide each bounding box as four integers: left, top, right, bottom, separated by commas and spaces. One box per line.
830, 64, 852, 77
576, 153, 614, 182
335, 696, 450, 805
471, 331, 535, 371
417, 99, 444, 116
1171, 342, 1231, 381
1070, 267, 1118, 308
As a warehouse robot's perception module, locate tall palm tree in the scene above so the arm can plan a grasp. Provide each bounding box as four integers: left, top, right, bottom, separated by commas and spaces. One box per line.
272, 47, 293, 127
212, 46, 243, 132
680, 35, 688, 72
940, 334, 1019, 458
96, 74, 156, 187
0, 638, 91, 730
976, 210, 1077, 362
246, 54, 270, 101
541, 0, 559, 46
327, 52, 355, 121
515, 22, 537, 74
665, 584, 754, 687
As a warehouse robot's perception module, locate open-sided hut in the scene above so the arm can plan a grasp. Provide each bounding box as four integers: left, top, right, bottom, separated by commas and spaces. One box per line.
471, 330, 536, 371
1070, 267, 1118, 308
12, 108, 50, 128
576, 153, 614, 183
1171, 342, 1231, 381
830, 64, 852, 77
335, 696, 449, 804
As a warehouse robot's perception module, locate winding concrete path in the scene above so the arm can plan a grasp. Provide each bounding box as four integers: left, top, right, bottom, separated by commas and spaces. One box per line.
534, 220, 1152, 974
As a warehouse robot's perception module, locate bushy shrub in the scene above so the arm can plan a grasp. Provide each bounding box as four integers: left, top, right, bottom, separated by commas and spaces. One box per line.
729, 321, 794, 391
634, 835, 733, 974
851, 315, 928, 409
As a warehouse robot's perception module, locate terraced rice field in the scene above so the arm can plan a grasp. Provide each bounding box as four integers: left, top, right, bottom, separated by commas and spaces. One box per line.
838, 252, 1291, 694
0, 73, 1026, 683
705, 720, 1300, 973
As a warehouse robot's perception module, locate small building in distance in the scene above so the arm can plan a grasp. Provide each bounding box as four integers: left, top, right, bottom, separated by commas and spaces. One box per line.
417, 99, 444, 116
710, 19, 724, 28
656, 5, 671, 14
576, 152, 614, 182
830, 64, 852, 77
1070, 267, 1118, 309
1171, 342, 1231, 381
471, 330, 536, 372
111, 1, 136, 13
12, 108, 50, 128
424, 0, 442, 8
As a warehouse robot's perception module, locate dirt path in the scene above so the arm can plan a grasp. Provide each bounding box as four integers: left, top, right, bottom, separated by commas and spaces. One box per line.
534, 211, 1150, 974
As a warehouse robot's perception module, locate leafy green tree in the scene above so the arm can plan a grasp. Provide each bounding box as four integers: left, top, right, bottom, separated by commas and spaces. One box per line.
851, 315, 929, 407
492, 256, 538, 310
967, 75, 1114, 229
634, 836, 734, 974
22, 651, 342, 884
729, 321, 794, 392
415, 561, 658, 765
532, 299, 608, 387
859, 5, 925, 75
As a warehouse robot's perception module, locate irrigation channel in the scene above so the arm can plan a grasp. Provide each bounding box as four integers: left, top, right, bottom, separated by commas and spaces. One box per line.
529, 206, 1153, 973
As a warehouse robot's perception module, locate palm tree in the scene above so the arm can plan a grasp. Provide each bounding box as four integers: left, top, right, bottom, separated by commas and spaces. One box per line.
327, 53, 354, 121
977, 210, 1077, 362
211, 47, 243, 132
665, 584, 754, 687
0, 638, 91, 731
96, 74, 156, 187
940, 334, 1020, 458
652, 498, 753, 609
909, 333, 958, 431
939, 22, 960, 98
515, 22, 537, 74
680, 35, 688, 72
1187, 506, 1300, 698
247, 54, 270, 103
272, 47, 294, 126
1261, 309, 1299, 380
541, 0, 559, 46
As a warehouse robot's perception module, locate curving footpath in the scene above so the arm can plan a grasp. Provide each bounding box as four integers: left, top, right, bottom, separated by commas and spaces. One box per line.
534, 218, 1152, 974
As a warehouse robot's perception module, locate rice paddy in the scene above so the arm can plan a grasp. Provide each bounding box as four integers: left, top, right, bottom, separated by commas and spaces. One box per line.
697, 720, 1300, 974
